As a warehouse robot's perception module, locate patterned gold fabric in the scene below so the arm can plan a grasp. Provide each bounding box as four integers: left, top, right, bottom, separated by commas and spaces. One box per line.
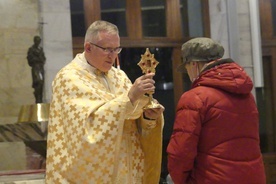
45, 53, 163, 184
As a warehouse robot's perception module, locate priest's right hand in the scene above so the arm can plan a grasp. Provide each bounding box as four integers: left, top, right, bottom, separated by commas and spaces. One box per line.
128, 73, 155, 104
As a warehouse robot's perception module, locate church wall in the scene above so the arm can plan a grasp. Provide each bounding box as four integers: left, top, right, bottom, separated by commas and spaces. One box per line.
0, 0, 72, 171
0, 0, 39, 125
0, 0, 39, 171
209, 0, 255, 85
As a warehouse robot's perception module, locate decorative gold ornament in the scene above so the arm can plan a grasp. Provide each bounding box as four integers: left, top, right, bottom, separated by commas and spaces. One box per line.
138, 48, 162, 109
18, 103, 50, 123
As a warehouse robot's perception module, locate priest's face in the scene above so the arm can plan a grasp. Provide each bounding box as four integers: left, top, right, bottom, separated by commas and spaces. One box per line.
86, 31, 121, 72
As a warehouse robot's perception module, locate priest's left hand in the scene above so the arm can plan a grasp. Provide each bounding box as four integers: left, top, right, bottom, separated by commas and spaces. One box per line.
143, 102, 164, 120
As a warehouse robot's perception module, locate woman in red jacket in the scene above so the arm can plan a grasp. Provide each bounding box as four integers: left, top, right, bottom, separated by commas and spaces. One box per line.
167, 37, 266, 184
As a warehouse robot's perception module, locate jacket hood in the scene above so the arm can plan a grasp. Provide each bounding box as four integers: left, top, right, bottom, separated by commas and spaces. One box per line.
192, 59, 253, 95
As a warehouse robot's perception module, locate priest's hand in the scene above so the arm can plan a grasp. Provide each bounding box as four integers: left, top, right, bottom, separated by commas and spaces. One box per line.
128, 73, 155, 104
143, 102, 165, 120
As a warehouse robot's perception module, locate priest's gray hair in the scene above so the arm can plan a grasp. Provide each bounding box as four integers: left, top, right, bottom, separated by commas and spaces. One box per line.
84, 20, 119, 43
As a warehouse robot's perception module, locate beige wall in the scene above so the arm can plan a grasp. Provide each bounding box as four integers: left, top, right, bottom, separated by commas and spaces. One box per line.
0, 0, 38, 171
0, 0, 72, 171
0, 0, 39, 125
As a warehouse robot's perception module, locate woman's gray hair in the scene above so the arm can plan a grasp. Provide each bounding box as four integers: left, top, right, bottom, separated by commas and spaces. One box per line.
84, 20, 119, 43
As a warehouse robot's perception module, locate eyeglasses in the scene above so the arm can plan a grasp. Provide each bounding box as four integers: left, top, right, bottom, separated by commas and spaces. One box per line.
89, 42, 122, 54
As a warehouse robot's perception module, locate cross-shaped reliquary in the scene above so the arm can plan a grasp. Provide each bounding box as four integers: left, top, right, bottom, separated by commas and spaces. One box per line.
137, 48, 161, 109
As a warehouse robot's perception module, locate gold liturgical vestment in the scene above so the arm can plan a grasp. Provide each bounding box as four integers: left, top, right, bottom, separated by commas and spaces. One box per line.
45, 53, 164, 184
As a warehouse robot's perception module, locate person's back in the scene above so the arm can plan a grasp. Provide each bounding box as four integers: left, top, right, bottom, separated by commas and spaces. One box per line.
186, 81, 265, 183
167, 37, 266, 184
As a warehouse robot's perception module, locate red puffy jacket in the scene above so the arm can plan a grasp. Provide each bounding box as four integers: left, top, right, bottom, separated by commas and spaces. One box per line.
167, 59, 266, 184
